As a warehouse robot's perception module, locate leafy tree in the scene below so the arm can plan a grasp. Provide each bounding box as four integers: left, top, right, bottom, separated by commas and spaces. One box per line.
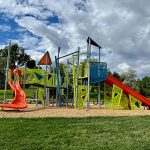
120, 68, 139, 91
137, 76, 150, 97
0, 43, 36, 69
26, 60, 36, 69
112, 72, 120, 80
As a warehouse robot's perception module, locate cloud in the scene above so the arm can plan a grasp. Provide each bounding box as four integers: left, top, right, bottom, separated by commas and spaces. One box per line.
0, 24, 11, 32
0, 0, 150, 78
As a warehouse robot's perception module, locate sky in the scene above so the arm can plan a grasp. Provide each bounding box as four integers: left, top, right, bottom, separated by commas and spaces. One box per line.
0, 0, 150, 78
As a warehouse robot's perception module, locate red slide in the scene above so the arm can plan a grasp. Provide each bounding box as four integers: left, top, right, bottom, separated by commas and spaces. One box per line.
105, 75, 150, 107
0, 69, 27, 109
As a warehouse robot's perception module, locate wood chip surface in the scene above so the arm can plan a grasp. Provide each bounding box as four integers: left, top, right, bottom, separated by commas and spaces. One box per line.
0, 104, 150, 118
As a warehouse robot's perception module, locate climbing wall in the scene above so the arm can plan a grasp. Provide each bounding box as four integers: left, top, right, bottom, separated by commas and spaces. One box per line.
78, 85, 88, 109
20, 68, 56, 87
129, 94, 142, 110
111, 84, 123, 109
104, 83, 112, 108
120, 93, 129, 110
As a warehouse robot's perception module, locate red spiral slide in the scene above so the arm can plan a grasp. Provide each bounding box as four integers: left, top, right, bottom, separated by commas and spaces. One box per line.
105, 75, 150, 107
0, 69, 27, 109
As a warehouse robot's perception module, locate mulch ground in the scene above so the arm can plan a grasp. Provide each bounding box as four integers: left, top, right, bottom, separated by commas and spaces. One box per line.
0, 104, 150, 118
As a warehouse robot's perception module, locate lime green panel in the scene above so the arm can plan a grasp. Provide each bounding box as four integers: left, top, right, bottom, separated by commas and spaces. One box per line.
84, 62, 88, 77
19, 68, 57, 87
129, 94, 142, 110
120, 93, 129, 110
38, 87, 45, 104
78, 85, 88, 109
78, 64, 82, 78
111, 84, 123, 109
104, 83, 112, 109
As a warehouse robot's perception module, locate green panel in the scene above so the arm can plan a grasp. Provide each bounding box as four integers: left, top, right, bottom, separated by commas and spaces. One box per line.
38, 87, 45, 104
84, 62, 88, 77
104, 83, 112, 109
18, 68, 56, 87
111, 84, 123, 109
129, 94, 142, 110
120, 93, 129, 110
78, 64, 82, 78
78, 85, 88, 109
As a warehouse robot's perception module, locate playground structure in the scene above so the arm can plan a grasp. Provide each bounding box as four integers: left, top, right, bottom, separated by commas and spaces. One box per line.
0, 37, 150, 110
0, 69, 27, 109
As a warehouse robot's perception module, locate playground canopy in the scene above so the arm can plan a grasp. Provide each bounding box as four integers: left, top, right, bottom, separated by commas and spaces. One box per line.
37, 51, 52, 65
87, 37, 101, 49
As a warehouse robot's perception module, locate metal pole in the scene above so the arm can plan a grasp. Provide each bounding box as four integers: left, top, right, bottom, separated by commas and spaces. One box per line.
98, 47, 101, 109
76, 47, 80, 108
72, 55, 76, 108
87, 40, 91, 109
58, 47, 61, 106
4, 41, 11, 103
36, 87, 38, 107
56, 47, 61, 106
55, 56, 58, 107
46, 52, 48, 107
23, 62, 27, 91
58, 51, 79, 59
66, 59, 69, 107
47, 88, 50, 107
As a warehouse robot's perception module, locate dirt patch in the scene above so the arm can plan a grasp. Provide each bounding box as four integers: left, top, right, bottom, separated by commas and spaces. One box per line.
0, 104, 150, 118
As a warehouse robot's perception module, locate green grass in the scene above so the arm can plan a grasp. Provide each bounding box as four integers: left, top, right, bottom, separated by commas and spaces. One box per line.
1, 116, 150, 150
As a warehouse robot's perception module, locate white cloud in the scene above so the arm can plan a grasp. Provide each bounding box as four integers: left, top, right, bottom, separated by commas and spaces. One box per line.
117, 63, 130, 72
0, 24, 11, 32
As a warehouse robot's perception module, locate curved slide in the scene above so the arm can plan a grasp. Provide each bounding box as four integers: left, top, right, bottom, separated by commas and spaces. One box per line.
105, 75, 150, 107
0, 69, 27, 109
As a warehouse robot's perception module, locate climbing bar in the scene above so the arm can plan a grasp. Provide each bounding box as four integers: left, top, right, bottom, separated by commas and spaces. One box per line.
57, 51, 79, 59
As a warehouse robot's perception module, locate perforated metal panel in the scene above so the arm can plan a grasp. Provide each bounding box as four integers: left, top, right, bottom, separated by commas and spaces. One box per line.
90, 62, 108, 83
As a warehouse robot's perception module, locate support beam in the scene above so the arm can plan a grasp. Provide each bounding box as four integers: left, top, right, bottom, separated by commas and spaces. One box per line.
87, 39, 91, 109
66, 59, 69, 107
4, 41, 11, 103
56, 47, 61, 106
36, 87, 38, 107
57, 51, 79, 60
98, 47, 101, 109
23, 62, 27, 91
75, 47, 80, 109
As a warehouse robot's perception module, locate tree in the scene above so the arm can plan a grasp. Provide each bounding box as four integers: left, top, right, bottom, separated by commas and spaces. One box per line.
0, 43, 36, 69
137, 76, 150, 97
120, 68, 139, 91
112, 72, 120, 80
26, 60, 36, 69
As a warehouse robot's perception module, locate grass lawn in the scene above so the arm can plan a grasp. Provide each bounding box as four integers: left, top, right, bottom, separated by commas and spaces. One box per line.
1, 116, 150, 150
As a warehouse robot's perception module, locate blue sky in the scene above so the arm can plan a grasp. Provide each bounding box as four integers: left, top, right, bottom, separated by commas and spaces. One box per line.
0, 0, 150, 78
